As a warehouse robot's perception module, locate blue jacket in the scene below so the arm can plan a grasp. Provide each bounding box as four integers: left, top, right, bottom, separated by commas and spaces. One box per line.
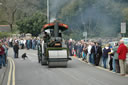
103, 47, 111, 58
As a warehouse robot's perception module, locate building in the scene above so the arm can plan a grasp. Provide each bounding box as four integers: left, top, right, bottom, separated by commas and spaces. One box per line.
0, 25, 11, 32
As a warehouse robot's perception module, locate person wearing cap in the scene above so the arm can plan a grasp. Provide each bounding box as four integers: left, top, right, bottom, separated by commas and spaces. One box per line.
117, 40, 127, 76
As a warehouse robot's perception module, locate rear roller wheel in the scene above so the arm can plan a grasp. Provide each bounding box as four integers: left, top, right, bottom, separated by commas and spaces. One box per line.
37, 45, 41, 63
41, 55, 47, 65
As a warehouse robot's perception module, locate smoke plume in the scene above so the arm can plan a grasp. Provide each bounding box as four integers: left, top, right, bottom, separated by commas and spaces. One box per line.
49, 0, 123, 37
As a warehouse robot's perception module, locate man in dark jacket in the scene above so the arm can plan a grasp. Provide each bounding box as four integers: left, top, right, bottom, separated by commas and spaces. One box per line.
117, 40, 127, 76
95, 43, 102, 66
91, 42, 98, 65
13, 42, 19, 58
68, 40, 73, 56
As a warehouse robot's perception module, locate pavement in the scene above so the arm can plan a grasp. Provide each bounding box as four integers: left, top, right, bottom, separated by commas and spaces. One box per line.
0, 66, 7, 85
74, 56, 128, 77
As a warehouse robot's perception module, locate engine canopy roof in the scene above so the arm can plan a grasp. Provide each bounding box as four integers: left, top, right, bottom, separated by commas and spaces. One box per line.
42, 22, 68, 31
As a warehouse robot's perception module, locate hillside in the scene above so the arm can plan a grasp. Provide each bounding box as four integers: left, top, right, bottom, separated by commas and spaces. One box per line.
0, 0, 128, 39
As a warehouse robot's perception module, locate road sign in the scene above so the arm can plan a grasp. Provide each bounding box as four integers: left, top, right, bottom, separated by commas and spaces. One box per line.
83, 32, 87, 37
121, 22, 126, 33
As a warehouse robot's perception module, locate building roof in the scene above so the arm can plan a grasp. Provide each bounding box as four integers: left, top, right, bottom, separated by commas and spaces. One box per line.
0, 25, 11, 32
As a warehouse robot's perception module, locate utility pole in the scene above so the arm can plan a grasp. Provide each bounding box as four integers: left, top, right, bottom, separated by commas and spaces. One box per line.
47, 0, 50, 23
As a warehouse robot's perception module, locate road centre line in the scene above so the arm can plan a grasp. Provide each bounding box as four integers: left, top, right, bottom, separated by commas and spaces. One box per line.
7, 58, 12, 85
7, 57, 16, 85
10, 58, 16, 85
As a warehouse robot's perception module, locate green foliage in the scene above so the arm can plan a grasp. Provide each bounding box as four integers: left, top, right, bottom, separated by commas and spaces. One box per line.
59, 0, 96, 21
1, 0, 128, 39
0, 32, 11, 38
63, 29, 84, 40
16, 12, 47, 36
59, 0, 127, 39
122, 8, 128, 21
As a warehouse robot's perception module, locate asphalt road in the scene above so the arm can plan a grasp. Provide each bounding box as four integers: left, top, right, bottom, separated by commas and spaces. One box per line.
4, 48, 128, 85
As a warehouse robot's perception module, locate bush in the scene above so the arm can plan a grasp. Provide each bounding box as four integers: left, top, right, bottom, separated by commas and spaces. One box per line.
0, 32, 11, 38
16, 11, 47, 36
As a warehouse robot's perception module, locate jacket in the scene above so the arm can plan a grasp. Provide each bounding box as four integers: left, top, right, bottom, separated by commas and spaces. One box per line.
117, 43, 127, 60
0, 46, 5, 55
13, 44, 19, 53
113, 46, 118, 60
97, 46, 102, 55
103, 47, 111, 58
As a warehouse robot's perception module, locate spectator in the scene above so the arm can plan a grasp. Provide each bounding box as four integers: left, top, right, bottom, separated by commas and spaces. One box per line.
117, 40, 127, 76
95, 43, 102, 66
20, 39, 24, 49
102, 44, 111, 68
68, 39, 73, 56
87, 42, 92, 63
30, 38, 32, 49
113, 43, 120, 73
82, 43, 88, 61
108, 46, 114, 71
74, 42, 78, 56
2, 42, 9, 64
9, 38, 13, 47
32, 38, 36, 50
91, 42, 96, 65
0, 43, 5, 69
77, 42, 81, 58
23, 38, 26, 49
13, 42, 19, 58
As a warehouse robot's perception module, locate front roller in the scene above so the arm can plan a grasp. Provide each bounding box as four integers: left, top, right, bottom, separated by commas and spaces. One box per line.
47, 48, 70, 67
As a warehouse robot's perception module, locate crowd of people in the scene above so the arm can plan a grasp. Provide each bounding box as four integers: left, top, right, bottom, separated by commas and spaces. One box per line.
0, 37, 41, 69
0, 37, 128, 76
8, 37, 41, 50
10, 37, 41, 58
67, 39, 128, 76
0, 39, 9, 69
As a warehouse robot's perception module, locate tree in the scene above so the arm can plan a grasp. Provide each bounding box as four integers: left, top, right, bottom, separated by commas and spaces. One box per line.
16, 12, 47, 36
122, 8, 128, 21
59, 0, 123, 38
0, 0, 46, 31
0, 0, 24, 31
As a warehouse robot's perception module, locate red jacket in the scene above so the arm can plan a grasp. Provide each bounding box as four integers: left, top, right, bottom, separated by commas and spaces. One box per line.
117, 43, 127, 60
0, 46, 5, 55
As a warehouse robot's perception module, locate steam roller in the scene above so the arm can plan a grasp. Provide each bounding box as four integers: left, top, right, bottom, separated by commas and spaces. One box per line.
37, 20, 71, 67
